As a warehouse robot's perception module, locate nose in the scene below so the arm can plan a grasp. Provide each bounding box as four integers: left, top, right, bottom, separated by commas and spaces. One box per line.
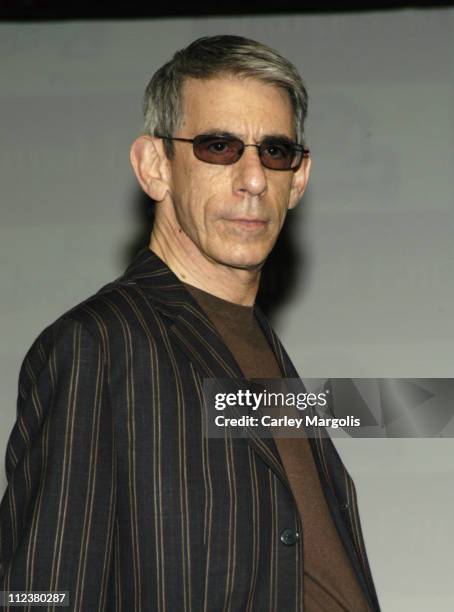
232, 145, 267, 197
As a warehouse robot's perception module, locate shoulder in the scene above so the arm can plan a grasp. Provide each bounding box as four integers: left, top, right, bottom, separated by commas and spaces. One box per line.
58, 276, 157, 343
20, 274, 166, 385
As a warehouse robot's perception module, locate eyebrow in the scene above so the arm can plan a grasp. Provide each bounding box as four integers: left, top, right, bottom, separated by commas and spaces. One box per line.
199, 129, 296, 143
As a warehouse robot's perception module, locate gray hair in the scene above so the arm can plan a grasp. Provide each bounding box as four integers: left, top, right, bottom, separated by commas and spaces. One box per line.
142, 35, 309, 158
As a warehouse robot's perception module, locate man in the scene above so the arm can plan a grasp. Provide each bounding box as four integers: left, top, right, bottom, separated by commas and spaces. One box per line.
0, 35, 380, 611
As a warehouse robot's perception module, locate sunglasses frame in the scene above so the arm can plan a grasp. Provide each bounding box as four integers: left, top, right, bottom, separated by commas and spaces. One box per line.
154, 133, 310, 172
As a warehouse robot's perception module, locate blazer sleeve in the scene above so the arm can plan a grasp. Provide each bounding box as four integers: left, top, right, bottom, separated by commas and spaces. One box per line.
0, 316, 115, 611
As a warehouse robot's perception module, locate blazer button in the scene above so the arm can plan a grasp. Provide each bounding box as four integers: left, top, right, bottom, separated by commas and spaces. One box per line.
280, 528, 299, 546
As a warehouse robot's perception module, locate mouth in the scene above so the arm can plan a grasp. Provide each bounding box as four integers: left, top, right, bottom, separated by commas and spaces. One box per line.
224, 217, 269, 231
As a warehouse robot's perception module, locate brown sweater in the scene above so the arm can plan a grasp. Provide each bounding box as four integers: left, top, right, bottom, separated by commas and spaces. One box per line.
185, 282, 370, 612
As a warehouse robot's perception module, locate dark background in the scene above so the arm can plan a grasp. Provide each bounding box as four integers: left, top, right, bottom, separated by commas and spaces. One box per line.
1, 0, 453, 20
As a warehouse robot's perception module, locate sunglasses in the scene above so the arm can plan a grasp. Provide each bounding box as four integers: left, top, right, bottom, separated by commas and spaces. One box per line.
154, 133, 310, 171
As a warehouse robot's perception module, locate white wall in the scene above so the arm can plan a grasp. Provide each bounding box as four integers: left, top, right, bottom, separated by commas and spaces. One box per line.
1, 10, 453, 610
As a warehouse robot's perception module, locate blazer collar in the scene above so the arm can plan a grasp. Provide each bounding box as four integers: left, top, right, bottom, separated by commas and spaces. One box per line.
121, 247, 296, 372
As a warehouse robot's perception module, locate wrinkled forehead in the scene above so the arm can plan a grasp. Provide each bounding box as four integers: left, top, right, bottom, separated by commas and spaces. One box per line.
178, 75, 295, 139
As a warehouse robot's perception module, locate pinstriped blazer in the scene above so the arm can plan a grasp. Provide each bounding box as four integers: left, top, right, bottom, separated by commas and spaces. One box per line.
0, 246, 380, 611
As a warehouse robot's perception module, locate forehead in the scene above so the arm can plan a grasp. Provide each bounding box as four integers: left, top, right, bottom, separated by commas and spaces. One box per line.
179, 76, 294, 137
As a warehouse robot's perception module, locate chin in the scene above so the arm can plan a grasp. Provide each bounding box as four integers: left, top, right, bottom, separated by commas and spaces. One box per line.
211, 248, 269, 271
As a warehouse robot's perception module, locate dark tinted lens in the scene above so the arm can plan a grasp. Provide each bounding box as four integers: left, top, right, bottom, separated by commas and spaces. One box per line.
193, 136, 243, 165
259, 141, 298, 170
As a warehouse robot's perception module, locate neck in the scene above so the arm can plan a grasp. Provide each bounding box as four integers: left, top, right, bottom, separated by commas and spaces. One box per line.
149, 223, 261, 307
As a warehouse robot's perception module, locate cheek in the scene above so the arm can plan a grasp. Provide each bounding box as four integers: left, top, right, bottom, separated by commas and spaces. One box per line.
268, 177, 293, 216
172, 164, 224, 233
274, 173, 293, 197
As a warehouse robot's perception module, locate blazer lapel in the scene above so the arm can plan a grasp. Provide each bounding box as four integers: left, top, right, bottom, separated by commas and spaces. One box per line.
120, 247, 292, 490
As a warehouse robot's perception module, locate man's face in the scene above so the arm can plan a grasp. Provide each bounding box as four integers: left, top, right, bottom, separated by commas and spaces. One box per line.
165, 75, 310, 270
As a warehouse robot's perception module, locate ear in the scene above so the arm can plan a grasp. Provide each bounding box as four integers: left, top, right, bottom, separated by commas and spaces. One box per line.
288, 153, 311, 210
130, 135, 171, 202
